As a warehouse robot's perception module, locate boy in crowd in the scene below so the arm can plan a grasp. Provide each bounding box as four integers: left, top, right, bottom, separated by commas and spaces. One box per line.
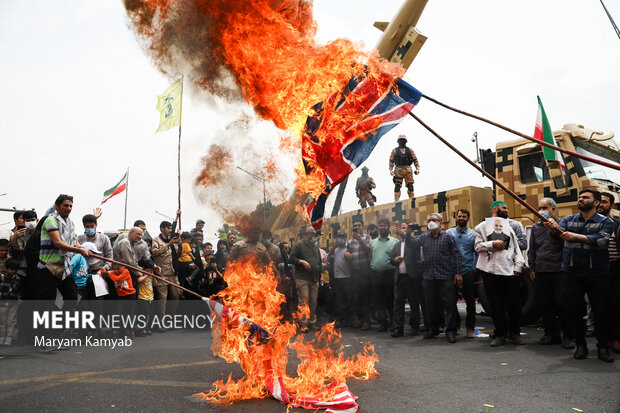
0, 260, 21, 345
103, 263, 136, 337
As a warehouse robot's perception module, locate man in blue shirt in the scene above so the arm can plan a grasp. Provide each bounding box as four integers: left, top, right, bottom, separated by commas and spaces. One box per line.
544, 188, 615, 363
446, 209, 477, 338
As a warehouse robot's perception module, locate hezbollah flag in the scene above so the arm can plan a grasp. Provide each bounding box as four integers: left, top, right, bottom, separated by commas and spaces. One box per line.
156, 77, 183, 133
102, 172, 128, 204
534, 96, 565, 170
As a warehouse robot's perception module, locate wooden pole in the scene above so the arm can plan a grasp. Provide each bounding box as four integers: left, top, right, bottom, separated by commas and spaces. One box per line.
421, 94, 620, 171
87, 253, 271, 338
177, 76, 184, 230
409, 112, 559, 227
123, 167, 129, 231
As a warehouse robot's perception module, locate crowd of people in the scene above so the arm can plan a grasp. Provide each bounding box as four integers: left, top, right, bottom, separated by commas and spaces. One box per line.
0, 188, 618, 364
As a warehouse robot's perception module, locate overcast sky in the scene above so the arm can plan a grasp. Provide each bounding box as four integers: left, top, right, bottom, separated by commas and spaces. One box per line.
1, 0, 619, 241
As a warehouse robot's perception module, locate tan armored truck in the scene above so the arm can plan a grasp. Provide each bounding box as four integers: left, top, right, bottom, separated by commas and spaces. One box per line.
267, 123, 619, 324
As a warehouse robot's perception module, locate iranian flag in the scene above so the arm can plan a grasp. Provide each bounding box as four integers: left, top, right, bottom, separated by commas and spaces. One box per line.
102, 172, 128, 204
534, 96, 565, 170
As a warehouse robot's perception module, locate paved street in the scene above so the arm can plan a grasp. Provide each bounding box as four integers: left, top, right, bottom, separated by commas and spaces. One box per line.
1, 312, 619, 412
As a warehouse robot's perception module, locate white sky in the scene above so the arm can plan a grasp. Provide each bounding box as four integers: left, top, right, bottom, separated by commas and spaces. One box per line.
1, 0, 619, 241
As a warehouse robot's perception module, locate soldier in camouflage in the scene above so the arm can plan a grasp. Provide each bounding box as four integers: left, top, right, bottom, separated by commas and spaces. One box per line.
355, 166, 376, 208
389, 135, 419, 202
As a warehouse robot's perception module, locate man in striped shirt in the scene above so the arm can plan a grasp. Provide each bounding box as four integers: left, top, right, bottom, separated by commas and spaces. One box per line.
36, 195, 90, 301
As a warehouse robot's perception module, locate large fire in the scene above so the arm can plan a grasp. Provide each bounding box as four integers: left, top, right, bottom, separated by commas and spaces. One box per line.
125, 0, 388, 409
125, 0, 403, 199
195, 257, 378, 409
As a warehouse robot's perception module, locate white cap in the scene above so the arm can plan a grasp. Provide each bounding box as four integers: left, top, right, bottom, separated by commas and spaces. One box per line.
81, 242, 102, 255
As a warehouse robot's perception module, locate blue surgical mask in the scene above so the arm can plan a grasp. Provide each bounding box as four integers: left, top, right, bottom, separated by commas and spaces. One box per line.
85, 228, 96, 236
539, 210, 550, 219
337, 238, 346, 246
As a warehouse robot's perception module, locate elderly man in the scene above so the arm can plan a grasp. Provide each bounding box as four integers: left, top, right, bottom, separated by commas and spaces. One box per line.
544, 188, 616, 362
528, 198, 572, 348
151, 221, 181, 329
113, 227, 144, 289
290, 227, 322, 332
416, 213, 462, 343
475, 202, 525, 346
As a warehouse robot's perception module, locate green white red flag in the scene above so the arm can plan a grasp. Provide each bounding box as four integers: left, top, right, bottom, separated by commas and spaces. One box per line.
534, 96, 565, 170
102, 172, 128, 204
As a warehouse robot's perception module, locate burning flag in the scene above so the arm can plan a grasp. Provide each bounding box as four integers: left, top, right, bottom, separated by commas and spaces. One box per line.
302, 71, 422, 229
196, 257, 378, 412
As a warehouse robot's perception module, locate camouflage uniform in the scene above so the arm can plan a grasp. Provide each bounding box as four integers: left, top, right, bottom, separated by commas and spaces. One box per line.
356, 170, 376, 208
389, 143, 419, 202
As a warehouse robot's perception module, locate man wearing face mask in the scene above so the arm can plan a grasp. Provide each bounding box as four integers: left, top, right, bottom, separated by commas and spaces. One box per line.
367, 224, 379, 240
528, 198, 573, 348
415, 213, 462, 343
9, 210, 38, 296
328, 231, 353, 328
261, 230, 282, 266
290, 227, 322, 332
389, 135, 420, 202
77, 214, 113, 275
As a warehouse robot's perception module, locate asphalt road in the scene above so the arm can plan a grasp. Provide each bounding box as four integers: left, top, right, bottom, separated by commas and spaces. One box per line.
1, 311, 619, 413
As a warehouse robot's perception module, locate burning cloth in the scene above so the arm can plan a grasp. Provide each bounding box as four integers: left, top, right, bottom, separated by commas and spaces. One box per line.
197, 258, 377, 413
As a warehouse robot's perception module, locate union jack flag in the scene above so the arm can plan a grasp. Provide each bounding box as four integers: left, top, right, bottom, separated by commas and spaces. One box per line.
302, 71, 422, 229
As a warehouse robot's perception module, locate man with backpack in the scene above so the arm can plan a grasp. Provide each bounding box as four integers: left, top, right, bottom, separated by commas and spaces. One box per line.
30, 195, 90, 302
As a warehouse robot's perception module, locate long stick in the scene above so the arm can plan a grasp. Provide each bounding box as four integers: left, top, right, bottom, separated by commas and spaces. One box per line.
410, 113, 559, 229
421, 94, 620, 171
177, 76, 184, 230
88, 253, 271, 338
177, 124, 182, 230
123, 167, 129, 231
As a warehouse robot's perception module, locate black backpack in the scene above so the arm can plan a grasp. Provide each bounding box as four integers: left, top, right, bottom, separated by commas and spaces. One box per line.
24, 215, 49, 268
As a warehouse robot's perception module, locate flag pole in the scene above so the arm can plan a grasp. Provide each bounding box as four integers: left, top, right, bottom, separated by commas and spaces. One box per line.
177, 76, 184, 230
409, 112, 564, 231
123, 167, 129, 231
421, 94, 620, 171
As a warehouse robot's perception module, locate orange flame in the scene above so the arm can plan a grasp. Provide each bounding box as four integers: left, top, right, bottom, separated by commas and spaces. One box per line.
194, 257, 378, 407
125, 0, 402, 199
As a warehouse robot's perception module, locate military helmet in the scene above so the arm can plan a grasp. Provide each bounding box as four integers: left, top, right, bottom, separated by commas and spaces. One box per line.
397, 134, 407, 144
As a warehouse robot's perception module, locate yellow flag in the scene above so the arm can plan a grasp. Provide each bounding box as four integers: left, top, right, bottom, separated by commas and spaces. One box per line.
155, 77, 183, 133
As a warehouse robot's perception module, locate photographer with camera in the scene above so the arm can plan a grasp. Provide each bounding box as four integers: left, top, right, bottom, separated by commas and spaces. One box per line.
199, 253, 227, 297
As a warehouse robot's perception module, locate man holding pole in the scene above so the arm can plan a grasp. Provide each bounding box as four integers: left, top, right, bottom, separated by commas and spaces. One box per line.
543, 188, 615, 363
151, 221, 181, 331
